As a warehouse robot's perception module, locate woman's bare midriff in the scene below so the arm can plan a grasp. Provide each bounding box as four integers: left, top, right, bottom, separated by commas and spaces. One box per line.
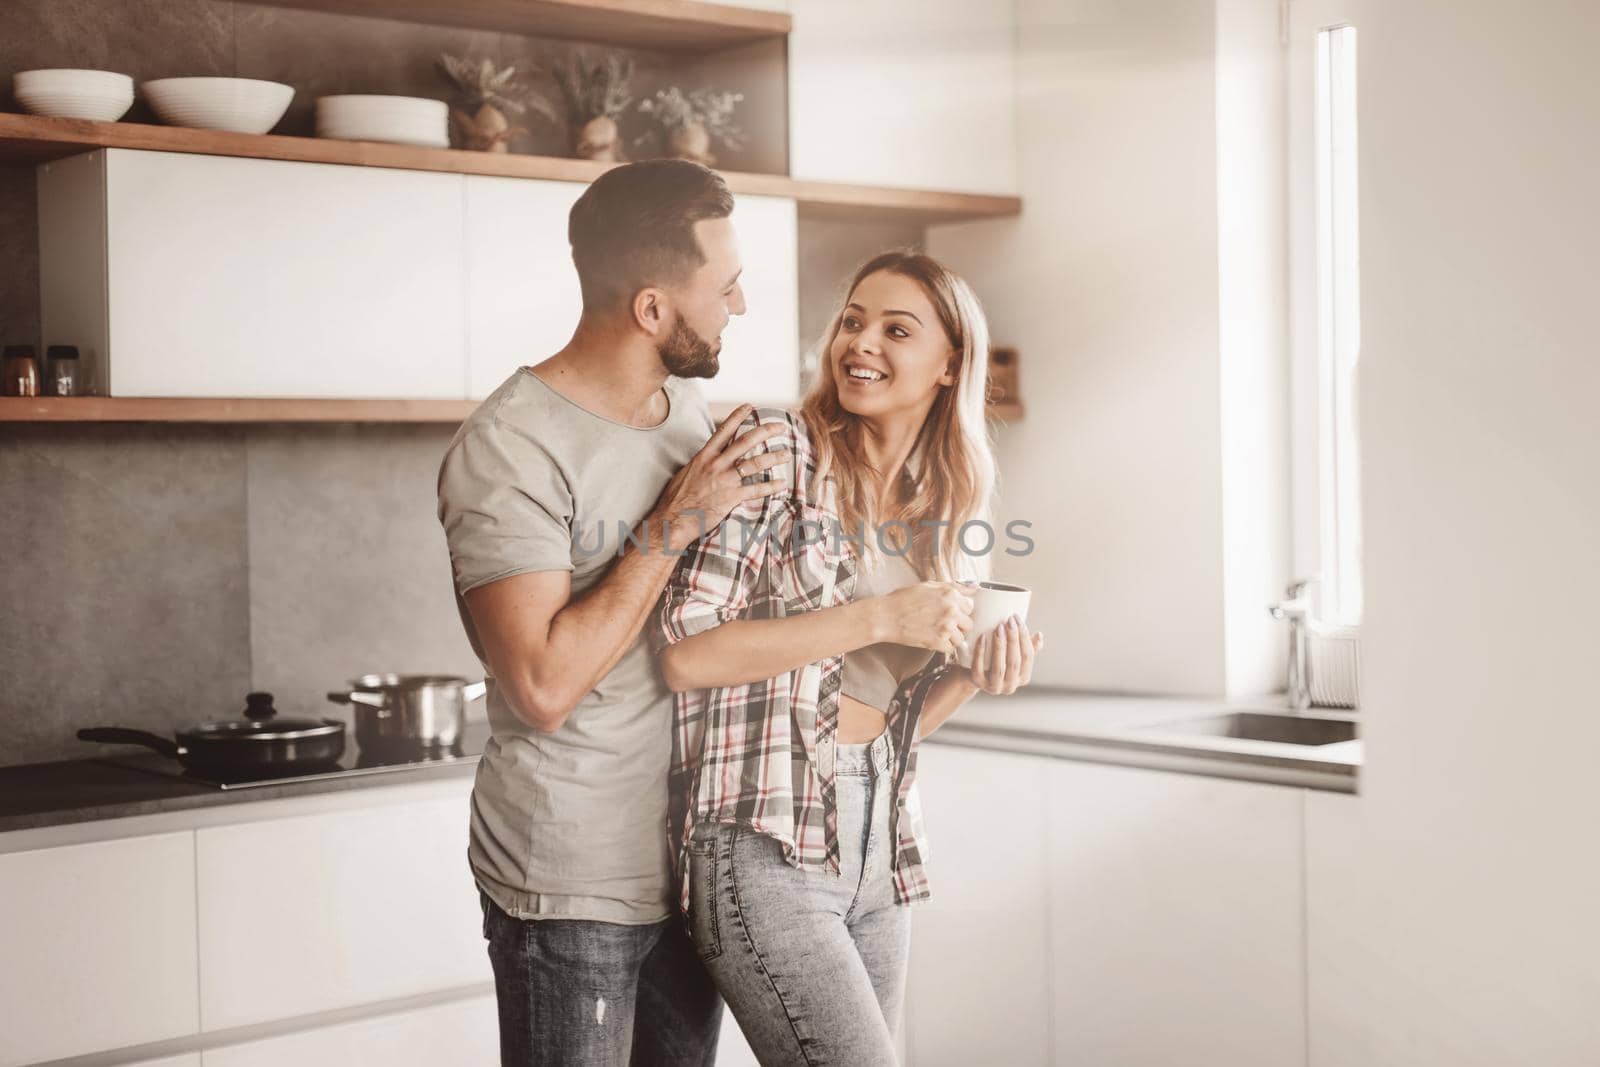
837, 693, 889, 744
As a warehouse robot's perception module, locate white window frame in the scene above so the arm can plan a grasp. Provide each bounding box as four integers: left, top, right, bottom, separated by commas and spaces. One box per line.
1288, 2, 1363, 626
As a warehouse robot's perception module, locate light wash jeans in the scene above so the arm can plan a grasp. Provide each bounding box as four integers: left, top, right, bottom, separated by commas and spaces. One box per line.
686, 729, 911, 1066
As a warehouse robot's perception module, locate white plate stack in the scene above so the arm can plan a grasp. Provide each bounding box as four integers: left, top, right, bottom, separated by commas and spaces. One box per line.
316, 95, 450, 148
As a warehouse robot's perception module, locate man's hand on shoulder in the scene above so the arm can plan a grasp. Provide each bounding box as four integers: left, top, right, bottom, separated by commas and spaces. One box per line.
649, 404, 793, 553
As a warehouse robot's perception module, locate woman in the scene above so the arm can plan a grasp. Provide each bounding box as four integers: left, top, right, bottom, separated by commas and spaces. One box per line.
652, 252, 1043, 1065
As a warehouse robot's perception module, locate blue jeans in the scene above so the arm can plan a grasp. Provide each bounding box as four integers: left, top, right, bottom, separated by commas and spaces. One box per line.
687, 729, 911, 1067
480, 892, 722, 1066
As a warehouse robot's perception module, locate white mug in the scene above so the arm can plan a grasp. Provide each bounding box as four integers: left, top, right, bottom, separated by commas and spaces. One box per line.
956, 581, 1033, 669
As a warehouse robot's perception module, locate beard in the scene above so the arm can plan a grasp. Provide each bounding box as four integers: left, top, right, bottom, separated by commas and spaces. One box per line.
657, 313, 721, 379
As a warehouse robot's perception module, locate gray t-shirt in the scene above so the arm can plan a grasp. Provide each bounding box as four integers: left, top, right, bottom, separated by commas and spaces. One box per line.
436, 367, 713, 924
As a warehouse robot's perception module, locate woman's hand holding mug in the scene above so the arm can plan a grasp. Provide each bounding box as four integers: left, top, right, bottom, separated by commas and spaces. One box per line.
875, 581, 976, 658
959, 581, 1043, 695
965, 613, 1044, 695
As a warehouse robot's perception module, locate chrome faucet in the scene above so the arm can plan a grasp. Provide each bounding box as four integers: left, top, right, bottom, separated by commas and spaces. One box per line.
1268, 578, 1317, 711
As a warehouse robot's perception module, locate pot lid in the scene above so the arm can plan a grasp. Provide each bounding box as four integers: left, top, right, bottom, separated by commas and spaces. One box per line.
178, 692, 345, 742
349, 673, 470, 690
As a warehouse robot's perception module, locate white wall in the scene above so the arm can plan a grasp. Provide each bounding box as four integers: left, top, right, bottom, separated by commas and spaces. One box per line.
1216, 0, 1290, 696
1305, 1, 1600, 1063
932, 0, 1294, 695
788, 0, 1016, 195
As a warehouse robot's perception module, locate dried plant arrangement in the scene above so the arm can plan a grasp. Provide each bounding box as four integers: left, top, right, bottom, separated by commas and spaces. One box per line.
635, 86, 746, 167
547, 50, 635, 162
437, 53, 557, 152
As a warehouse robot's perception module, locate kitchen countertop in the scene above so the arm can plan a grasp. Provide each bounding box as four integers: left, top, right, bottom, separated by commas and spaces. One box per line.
1, 692, 1359, 841
0, 723, 490, 837
925, 690, 1360, 792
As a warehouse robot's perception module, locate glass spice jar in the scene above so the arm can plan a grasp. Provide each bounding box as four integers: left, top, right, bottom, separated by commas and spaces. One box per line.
2, 344, 40, 397
45, 345, 81, 396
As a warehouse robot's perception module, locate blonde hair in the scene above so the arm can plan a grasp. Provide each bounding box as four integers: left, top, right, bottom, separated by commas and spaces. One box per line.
799, 251, 998, 583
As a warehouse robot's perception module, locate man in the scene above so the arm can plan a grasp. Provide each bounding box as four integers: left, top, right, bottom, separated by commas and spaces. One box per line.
436, 159, 791, 1065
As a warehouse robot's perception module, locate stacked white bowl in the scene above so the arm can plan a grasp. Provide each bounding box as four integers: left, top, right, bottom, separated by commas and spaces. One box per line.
14, 69, 135, 122
142, 77, 294, 135
316, 95, 449, 148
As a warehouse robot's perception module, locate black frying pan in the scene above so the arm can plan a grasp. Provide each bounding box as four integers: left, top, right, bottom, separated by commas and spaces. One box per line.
78, 692, 346, 777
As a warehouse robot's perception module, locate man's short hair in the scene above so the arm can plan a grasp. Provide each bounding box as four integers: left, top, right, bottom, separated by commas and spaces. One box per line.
568, 159, 735, 311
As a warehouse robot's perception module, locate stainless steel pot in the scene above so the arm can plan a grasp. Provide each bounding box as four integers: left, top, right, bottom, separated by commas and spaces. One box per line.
327, 674, 487, 755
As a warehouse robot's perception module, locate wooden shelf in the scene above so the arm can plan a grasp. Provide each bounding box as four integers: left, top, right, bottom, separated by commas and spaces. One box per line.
0, 397, 478, 423
252, 0, 791, 52
1, 396, 1024, 424
0, 114, 1022, 226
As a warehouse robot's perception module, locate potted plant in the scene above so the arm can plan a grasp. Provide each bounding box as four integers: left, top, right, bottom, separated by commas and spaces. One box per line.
636, 87, 746, 167
437, 54, 554, 153
547, 50, 635, 162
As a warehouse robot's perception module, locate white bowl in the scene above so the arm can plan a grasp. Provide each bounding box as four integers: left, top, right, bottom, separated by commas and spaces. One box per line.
14, 69, 134, 121
142, 77, 294, 135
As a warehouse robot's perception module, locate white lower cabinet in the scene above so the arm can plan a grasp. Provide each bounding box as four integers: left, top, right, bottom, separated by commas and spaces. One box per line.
905, 746, 1054, 1066
1047, 761, 1306, 1067
195, 784, 489, 1030
1303, 790, 1368, 1067
0, 832, 199, 1067
201, 995, 499, 1067
905, 747, 1309, 1067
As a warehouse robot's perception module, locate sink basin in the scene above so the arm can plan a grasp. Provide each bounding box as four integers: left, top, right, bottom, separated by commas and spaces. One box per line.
1139, 711, 1357, 746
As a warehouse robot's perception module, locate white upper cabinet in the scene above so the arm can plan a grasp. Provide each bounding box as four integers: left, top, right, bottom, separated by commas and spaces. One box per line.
36, 159, 798, 405
465, 182, 798, 407
787, 0, 1017, 195
708, 193, 799, 406
464, 175, 584, 398
39, 148, 467, 399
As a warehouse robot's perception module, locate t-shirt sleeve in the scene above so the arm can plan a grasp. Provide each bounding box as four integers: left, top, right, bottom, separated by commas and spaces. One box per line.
437, 420, 575, 596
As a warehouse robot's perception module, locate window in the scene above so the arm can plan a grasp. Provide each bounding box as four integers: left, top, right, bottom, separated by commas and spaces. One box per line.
1290, 8, 1363, 626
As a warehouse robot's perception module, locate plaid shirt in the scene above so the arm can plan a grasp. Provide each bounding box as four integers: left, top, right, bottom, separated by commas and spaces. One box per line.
651, 406, 957, 912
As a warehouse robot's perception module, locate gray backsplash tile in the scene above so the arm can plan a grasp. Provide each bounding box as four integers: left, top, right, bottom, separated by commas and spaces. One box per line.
244, 423, 480, 734
0, 421, 483, 767
0, 424, 252, 766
